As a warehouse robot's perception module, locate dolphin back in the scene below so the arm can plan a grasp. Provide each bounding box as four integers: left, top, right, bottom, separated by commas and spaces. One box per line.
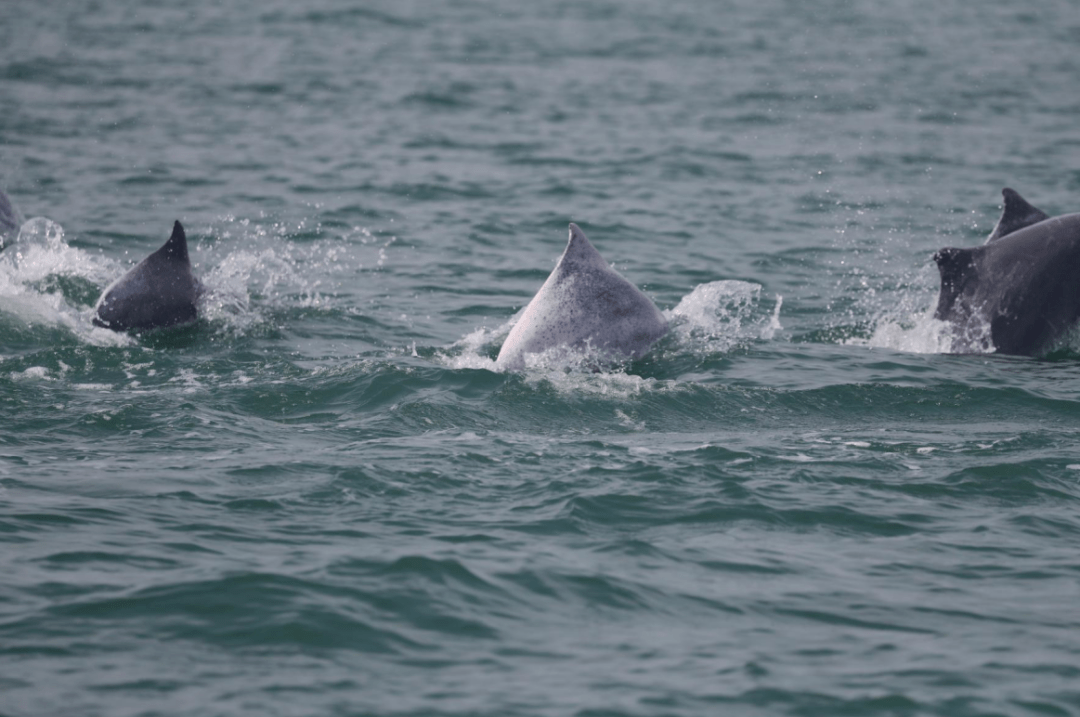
496, 224, 668, 369
936, 201, 1080, 355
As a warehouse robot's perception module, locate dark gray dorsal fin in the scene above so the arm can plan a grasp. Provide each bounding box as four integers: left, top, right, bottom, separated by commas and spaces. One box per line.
986, 188, 1049, 243
152, 221, 189, 264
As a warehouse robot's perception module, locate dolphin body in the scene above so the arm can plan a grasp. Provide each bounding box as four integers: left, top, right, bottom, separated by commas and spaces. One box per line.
0, 189, 23, 246
934, 188, 1080, 355
93, 221, 202, 332
495, 223, 668, 370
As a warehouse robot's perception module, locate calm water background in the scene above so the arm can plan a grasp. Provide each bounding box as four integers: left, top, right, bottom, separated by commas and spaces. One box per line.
2, 1, 1080, 715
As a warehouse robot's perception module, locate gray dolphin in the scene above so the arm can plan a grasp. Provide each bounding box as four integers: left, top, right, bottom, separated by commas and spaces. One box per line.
934, 188, 1080, 355
495, 223, 668, 370
0, 189, 23, 246
93, 221, 202, 332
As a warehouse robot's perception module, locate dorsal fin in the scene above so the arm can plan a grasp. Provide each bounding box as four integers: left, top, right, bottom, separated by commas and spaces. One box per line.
151, 221, 189, 264
986, 188, 1049, 243
557, 223, 606, 273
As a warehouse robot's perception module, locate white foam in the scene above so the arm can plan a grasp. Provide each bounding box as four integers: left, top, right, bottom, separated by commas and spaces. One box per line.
441, 321, 664, 395
7, 218, 111, 283
834, 259, 997, 355
197, 249, 265, 331
665, 280, 783, 352
524, 367, 667, 399
0, 217, 137, 344
847, 306, 958, 354
443, 322, 667, 400
439, 320, 515, 371
193, 218, 381, 335
12, 366, 50, 381
615, 409, 645, 431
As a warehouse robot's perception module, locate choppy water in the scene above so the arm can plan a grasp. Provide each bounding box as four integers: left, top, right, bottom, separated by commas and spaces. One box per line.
3, 1, 1080, 715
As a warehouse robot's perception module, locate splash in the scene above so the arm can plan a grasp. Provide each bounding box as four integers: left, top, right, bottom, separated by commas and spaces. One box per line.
826, 255, 992, 355
847, 291, 993, 355
524, 365, 666, 399
197, 248, 284, 330
665, 280, 783, 353
442, 318, 663, 375
1032, 321, 1080, 356
436, 310, 673, 397
0, 218, 132, 346
849, 310, 962, 354
4, 217, 114, 286
194, 217, 382, 335
439, 320, 515, 371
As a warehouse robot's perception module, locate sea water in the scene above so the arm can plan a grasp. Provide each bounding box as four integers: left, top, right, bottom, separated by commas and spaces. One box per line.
2, 1, 1080, 715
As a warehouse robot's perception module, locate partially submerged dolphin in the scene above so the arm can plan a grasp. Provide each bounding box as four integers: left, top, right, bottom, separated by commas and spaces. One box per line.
93, 221, 202, 332
934, 188, 1080, 355
495, 223, 668, 370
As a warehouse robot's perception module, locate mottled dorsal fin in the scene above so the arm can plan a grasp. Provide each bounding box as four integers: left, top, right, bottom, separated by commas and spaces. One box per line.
986, 188, 1049, 243
557, 223, 606, 273
151, 221, 190, 264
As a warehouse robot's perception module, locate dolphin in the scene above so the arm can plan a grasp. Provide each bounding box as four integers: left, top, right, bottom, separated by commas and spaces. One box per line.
495, 223, 668, 370
0, 189, 23, 246
93, 221, 202, 332
933, 188, 1080, 355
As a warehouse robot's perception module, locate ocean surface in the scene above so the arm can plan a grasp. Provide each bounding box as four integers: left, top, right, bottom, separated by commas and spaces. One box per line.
3, 1, 1080, 715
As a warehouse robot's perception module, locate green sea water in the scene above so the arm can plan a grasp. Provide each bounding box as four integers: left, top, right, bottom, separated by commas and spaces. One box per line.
3, 1, 1080, 715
